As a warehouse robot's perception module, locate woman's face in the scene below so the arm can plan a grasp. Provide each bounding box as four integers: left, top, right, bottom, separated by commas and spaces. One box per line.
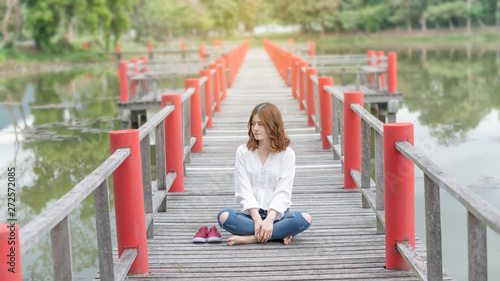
251, 114, 269, 141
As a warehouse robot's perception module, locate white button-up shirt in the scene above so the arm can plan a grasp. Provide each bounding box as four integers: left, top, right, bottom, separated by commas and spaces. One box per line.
234, 144, 295, 220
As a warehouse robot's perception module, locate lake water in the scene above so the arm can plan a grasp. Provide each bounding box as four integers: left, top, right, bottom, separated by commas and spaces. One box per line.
1, 46, 499, 280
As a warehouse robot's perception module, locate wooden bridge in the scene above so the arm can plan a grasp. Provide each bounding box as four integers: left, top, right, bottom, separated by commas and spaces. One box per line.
5, 39, 500, 281
100, 47, 434, 280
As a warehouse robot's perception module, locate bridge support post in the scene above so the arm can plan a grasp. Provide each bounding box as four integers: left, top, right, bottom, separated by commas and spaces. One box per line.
185, 79, 203, 152
388, 52, 398, 94
298, 61, 308, 110
318, 77, 333, 149
1, 223, 22, 281
118, 61, 129, 103
162, 93, 185, 192
200, 69, 213, 128
383, 123, 414, 270
109, 129, 149, 274
343, 92, 363, 189
209, 63, 221, 112
305, 67, 317, 126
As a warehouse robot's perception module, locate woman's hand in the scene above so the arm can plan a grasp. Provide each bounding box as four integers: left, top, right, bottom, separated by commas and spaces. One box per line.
259, 218, 274, 243
253, 218, 264, 241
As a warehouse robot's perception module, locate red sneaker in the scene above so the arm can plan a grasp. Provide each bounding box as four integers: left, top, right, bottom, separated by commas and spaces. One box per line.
192, 226, 209, 243
207, 226, 222, 243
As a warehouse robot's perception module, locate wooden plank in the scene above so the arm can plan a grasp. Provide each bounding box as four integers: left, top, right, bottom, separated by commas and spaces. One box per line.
396, 141, 500, 234
93, 179, 114, 281
50, 216, 73, 281
468, 211, 487, 281
138, 105, 174, 140
397, 241, 428, 281
424, 174, 443, 281
114, 248, 138, 281
140, 135, 154, 238
155, 121, 167, 212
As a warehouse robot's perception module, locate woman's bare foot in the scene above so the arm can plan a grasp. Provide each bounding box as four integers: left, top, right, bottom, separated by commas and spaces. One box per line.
281, 235, 293, 245
227, 235, 258, 246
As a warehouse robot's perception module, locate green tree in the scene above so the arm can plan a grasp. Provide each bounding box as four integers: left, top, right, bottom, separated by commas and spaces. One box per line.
426, 1, 468, 30
103, 0, 136, 52
388, 0, 429, 32
1, 0, 22, 47
22, 0, 64, 50
69, 0, 112, 44
268, 0, 340, 34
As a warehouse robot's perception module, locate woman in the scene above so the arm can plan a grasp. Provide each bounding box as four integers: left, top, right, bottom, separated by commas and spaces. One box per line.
217, 103, 312, 246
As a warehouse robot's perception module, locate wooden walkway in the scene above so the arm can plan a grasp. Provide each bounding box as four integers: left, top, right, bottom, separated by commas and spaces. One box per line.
103, 49, 433, 280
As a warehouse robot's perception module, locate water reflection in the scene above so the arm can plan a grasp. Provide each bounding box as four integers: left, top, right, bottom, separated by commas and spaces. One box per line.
398, 48, 500, 146
0, 68, 121, 280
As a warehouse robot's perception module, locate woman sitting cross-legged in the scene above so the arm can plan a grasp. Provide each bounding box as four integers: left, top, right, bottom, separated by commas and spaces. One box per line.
217, 103, 312, 246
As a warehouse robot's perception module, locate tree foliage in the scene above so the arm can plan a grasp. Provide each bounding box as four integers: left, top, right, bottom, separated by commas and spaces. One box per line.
2, 0, 500, 52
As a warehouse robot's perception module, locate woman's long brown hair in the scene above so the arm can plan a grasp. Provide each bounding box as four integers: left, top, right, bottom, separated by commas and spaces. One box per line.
246, 103, 290, 153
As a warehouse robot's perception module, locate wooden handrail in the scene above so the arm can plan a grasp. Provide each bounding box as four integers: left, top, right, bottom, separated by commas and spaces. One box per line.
20, 148, 131, 252
396, 141, 500, 234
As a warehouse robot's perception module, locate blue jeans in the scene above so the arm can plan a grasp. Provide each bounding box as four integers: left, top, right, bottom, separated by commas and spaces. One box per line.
217, 209, 311, 240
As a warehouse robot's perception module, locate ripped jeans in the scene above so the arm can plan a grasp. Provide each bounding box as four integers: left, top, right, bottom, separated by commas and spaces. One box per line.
217, 208, 311, 240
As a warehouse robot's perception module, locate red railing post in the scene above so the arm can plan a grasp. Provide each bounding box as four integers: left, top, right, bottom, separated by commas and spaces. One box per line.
130, 58, 138, 96
318, 77, 333, 149
109, 129, 149, 274
148, 41, 153, 59
181, 41, 185, 51
308, 41, 315, 57
209, 63, 221, 112
289, 37, 294, 50
139, 56, 147, 73
367, 50, 376, 84
185, 79, 203, 152
227, 52, 234, 87
384, 123, 415, 270
115, 43, 121, 54
305, 67, 317, 126
161, 93, 185, 192
118, 61, 129, 103
218, 58, 227, 100
1, 223, 22, 281
376, 50, 385, 89
298, 61, 308, 110
200, 69, 213, 128
291, 57, 300, 99
224, 53, 233, 88
343, 92, 363, 189
199, 44, 206, 61
285, 52, 292, 86
388, 52, 398, 94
